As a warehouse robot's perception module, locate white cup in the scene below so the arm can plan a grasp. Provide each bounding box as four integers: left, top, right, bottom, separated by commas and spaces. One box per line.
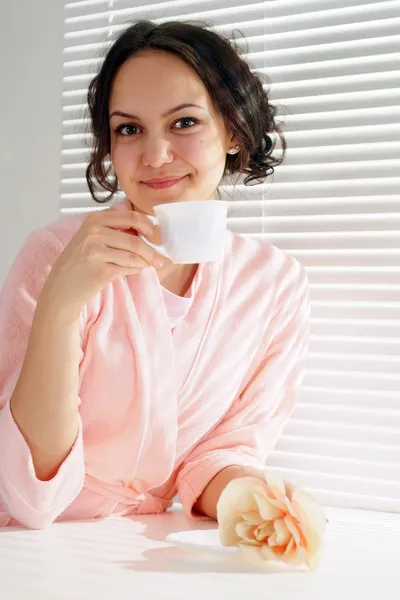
138, 200, 228, 264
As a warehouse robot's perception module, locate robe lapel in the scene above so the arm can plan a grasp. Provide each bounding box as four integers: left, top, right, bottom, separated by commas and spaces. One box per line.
109, 197, 227, 491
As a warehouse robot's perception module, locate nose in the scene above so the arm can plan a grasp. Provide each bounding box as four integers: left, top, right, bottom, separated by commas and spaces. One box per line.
141, 136, 173, 168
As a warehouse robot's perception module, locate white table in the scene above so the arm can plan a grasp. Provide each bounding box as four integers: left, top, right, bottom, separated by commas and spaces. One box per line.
0, 504, 399, 600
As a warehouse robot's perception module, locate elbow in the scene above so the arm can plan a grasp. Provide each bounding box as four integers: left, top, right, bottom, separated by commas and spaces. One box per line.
3, 485, 81, 531
0, 466, 85, 531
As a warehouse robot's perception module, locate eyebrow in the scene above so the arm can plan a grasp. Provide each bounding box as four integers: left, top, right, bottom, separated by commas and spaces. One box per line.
109, 103, 205, 121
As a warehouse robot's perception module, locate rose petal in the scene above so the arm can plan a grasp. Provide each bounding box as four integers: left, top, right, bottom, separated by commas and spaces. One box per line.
262, 471, 287, 503
254, 521, 275, 541
238, 541, 287, 565
267, 532, 278, 547
217, 477, 265, 546
259, 493, 287, 512
282, 495, 302, 522
218, 477, 263, 515
273, 517, 292, 546
284, 536, 295, 555
283, 480, 297, 501
305, 552, 321, 571
241, 511, 263, 525
291, 489, 327, 557
260, 544, 281, 562
277, 537, 307, 567
268, 544, 287, 556
283, 513, 304, 549
282, 544, 306, 567
253, 491, 285, 521
235, 521, 260, 544
218, 524, 240, 547
294, 489, 327, 536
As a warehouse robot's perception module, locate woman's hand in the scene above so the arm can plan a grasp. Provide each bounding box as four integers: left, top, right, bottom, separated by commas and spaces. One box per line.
39, 210, 166, 326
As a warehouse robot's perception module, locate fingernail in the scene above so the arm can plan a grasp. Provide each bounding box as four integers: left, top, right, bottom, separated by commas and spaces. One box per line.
153, 258, 164, 268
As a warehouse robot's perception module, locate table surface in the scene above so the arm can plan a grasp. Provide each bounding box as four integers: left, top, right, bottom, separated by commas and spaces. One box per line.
0, 504, 399, 600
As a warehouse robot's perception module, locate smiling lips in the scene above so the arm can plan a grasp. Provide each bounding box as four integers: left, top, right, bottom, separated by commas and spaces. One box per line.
144, 175, 184, 182
142, 175, 187, 189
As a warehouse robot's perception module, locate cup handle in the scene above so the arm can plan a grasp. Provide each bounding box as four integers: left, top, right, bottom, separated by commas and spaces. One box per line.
138, 214, 168, 258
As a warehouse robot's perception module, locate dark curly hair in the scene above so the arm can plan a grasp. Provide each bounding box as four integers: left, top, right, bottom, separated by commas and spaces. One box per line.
84, 19, 287, 204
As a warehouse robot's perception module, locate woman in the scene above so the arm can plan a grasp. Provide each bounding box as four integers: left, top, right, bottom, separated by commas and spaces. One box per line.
0, 20, 310, 530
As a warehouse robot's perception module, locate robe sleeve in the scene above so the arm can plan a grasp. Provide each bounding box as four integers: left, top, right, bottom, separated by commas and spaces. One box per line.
176, 262, 311, 520
0, 228, 86, 530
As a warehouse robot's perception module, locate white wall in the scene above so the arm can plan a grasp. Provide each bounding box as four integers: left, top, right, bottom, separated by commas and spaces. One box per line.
0, 0, 65, 286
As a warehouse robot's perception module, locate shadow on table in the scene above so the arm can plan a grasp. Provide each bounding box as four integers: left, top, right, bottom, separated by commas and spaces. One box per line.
114, 545, 301, 575
113, 508, 304, 575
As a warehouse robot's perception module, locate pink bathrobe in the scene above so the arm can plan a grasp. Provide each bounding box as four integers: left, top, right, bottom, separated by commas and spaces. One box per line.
0, 196, 311, 529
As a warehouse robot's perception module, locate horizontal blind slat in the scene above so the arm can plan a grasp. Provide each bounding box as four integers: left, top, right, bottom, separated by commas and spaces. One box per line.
308, 336, 400, 357
262, 465, 400, 499
276, 433, 400, 463
268, 450, 400, 481
293, 402, 400, 428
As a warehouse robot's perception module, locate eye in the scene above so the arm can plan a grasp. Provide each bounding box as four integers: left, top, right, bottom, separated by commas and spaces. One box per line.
114, 124, 138, 136
174, 117, 199, 129
114, 117, 200, 136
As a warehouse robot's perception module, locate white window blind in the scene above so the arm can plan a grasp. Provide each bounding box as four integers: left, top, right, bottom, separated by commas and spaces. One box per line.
62, 0, 400, 514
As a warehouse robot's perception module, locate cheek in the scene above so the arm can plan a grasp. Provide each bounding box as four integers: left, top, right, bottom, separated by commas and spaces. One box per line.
177, 137, 206, 163
179, 136, 222, 168
111, 144, 136, 175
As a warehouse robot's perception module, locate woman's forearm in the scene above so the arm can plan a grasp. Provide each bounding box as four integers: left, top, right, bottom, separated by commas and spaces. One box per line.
194, 465, 269, 519
9, 298, 81, 482
193, 465, 246, 520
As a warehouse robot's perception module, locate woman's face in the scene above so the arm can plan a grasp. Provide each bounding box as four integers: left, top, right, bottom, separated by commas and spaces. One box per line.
109, 49, 239, 215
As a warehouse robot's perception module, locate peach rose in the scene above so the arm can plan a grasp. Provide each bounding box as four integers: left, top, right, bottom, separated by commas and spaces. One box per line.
217, 470, 327, 571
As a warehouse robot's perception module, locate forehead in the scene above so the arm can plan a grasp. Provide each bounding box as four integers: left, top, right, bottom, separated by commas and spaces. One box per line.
110, 50, 209, 107
108, 50, 229, 136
